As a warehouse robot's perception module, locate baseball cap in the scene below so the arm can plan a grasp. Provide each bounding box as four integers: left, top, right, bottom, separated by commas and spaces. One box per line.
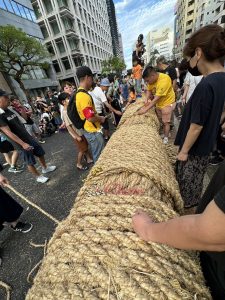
0, 89, 11, 97
76, 66, 93, 80
100, 78, 110, 87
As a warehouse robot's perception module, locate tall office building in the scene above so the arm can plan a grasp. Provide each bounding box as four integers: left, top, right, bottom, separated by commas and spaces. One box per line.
31, 0, 113, 84
118, 33, 124, 61
106, 0, 120, 57
0, 0, 58, 100
174, 0, 197, 59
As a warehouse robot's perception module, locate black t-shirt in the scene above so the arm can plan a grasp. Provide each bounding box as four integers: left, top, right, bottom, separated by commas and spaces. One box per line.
196, 162, 225, 295
175, 72, 225, 156
0, 109, 34, 145
163, 66, 177, 82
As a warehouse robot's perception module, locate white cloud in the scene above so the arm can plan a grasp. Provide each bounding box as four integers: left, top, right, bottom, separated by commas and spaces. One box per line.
115, 0, 177, 68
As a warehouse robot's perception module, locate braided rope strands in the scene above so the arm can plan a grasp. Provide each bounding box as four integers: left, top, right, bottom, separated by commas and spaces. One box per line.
26, 103, 211, 300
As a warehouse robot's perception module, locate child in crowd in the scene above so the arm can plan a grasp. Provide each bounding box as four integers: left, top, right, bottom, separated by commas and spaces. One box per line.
125, 86, 137, 109
132, 59, 143, 98
58, 92, 93, 170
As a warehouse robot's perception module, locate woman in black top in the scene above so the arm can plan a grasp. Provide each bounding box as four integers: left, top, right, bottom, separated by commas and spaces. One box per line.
174, 25, 225, 208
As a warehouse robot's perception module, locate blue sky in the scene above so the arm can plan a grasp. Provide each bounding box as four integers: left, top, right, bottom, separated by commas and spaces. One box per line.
114, 0, 177, 68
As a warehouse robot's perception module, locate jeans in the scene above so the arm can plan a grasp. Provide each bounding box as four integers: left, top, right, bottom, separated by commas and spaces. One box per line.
83, 131, 104, 163
135, 79, 142, 95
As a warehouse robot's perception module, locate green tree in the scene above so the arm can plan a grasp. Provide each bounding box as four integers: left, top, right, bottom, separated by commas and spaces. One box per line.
101, 56, 126, 75
0, 25, 50, 96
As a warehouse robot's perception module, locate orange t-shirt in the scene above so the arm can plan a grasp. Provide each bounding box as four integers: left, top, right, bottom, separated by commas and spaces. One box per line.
132, 64, 143, 80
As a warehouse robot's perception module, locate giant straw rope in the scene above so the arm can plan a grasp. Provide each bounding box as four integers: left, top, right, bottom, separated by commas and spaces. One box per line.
26, 101, 211, 299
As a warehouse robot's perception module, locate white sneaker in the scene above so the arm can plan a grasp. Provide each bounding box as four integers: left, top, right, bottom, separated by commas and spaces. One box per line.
163, 137, 169, 145
42, 165, 56, 174
36, 175, 49, 183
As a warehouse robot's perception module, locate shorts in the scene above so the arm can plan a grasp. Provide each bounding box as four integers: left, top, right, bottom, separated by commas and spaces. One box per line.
156, 103, 176, 124
99, 112, 109, 130
74, 135, 88, 153
25, 123, 41, 136
0, 140, 14, 154
21, 139, 45, 166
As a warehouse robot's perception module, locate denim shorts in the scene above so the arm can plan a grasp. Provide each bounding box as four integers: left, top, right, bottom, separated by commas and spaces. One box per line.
21, 139, 45, 166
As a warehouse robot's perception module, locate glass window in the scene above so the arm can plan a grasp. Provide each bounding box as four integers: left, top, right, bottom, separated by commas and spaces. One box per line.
53, 60, 61, 73
4, 0, 14, 13
24, 7, 32, 21
30, 10, 36, 22
17, 3, 27, 18
62, 57, 71, 70
0, 0, 7, 10
56, 40, 66, 53
50, 20, 60, 35
11, 1, 21, 16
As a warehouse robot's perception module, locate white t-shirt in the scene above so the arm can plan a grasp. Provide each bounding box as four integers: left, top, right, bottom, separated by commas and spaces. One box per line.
89, 86, 108, 114
184, 72, 203, 102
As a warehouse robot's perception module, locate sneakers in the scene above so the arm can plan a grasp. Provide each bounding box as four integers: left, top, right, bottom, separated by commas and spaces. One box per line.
42, 165, 56, 174
39, 140, 46, 144
36, 175, 49, 183
163, 137, 169, 145
210, 156, 224, 166
8, 166, 24, 173
11, 222, 33, 233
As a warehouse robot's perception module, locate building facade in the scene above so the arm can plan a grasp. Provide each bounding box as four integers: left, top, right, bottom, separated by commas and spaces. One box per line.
174, 0, 197, 59
195, 0, 225, 29
0, 0, 58, 100
145, 27, 173, 64
174, 0, 225, 60
31, 0, 113, 84
118, 33, 124, 61
106, 0, 120, 57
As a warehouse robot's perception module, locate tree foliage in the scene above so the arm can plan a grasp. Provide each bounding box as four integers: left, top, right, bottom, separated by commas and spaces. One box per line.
101, 56, 126, 75
0, 25, 50, 93
149, 49, 159, 66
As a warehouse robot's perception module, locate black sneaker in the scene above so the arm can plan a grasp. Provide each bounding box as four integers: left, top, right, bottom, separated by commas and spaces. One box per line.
11, 222, 33, 233
210, 156, 224, 166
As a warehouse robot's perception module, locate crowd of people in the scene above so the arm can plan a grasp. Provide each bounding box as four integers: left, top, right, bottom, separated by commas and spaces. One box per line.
0, 23, 224, 299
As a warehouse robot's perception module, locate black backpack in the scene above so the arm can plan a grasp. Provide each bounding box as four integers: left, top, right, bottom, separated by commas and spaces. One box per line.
67, 89, 88, 130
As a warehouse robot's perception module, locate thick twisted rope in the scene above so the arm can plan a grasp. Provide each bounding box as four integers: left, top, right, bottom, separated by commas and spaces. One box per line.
26, 104, 211, 300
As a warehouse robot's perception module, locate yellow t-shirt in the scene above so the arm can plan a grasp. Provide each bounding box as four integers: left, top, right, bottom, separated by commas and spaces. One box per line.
147, 73, 175, 109
76, 88, 101, 133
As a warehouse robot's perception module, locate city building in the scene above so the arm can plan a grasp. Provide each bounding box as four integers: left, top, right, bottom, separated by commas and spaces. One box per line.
145, 27, 173, 64
31, 0, 113, 85
106, 0, 120, 57
0, 0, 58, 100
195, 0, 225, 29
118, 33, 124, 61
174, 0, 197, 59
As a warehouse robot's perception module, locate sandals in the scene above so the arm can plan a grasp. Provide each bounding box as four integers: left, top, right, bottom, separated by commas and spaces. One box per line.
77, 165, 89, 171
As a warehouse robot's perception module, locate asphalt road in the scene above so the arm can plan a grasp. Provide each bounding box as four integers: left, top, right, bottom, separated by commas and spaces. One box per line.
0, 130, 89, 300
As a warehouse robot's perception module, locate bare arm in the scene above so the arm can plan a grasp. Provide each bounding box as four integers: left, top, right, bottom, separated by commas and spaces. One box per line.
67, 125, 81, 140
173, 79, 178, 92
138, 96, 161, 115
179, 124, 203, 158
104, 102, 122, 115
88, 115, 105, 124
0, 126, 31, 150
133, 201, 225, 252
182, 84, 190, 104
